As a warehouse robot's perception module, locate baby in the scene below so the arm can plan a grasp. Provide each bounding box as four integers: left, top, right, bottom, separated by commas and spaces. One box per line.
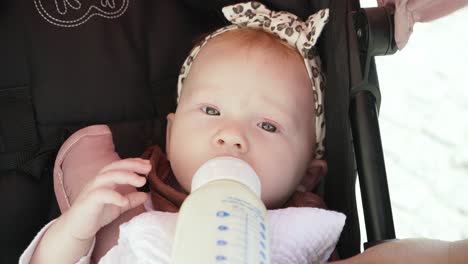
23, 2, 337, 263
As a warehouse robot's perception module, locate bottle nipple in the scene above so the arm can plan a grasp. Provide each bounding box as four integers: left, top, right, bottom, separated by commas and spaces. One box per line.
191, 157, 261, 197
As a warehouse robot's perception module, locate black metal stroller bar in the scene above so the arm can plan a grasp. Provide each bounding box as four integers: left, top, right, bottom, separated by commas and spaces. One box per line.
351, 89, 396, 247
348, 5, 398, 249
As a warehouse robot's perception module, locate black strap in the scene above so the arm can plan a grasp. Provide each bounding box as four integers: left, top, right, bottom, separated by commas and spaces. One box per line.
0, 86, 38, 152
0, 86, 42, 177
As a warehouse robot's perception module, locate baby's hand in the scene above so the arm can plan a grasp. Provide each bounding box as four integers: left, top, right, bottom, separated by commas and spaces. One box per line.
64, 158, 150, 241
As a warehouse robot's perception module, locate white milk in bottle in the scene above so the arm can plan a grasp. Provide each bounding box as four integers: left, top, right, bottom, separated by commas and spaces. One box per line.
171, 157, 270, 264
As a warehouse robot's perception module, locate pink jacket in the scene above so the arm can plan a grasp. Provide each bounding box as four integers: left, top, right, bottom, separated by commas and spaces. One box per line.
378, 0, 468, 48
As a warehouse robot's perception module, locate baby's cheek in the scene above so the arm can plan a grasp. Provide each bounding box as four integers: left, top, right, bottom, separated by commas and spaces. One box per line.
169, 134, 197, 184
260, 176, 292, 209
170, 158, 193, 191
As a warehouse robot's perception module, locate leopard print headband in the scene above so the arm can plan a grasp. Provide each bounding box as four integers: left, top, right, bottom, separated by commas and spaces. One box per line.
177, 1, 329, 159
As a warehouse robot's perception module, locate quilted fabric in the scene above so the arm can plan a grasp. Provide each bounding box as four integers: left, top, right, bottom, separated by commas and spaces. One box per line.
100, 206, 345, 264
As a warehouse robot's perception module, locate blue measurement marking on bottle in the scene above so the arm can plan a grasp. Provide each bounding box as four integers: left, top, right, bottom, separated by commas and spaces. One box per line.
260, 222, 265, 231
260, 231, 266, 240
260, 250, 266, 260
217, 211, 230, 217
216, 255, 227, 261
218, 225, 229, 231
243, 213, 251, 264
260, 241, 265, 249
217, 240, 228, 246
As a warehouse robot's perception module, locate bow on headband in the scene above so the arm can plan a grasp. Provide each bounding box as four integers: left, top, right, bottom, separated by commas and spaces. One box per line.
177, 1, 329, 159
223, 2, 329, 57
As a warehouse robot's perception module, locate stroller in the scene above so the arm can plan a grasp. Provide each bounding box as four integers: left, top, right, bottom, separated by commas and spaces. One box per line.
0, 0, 398, 262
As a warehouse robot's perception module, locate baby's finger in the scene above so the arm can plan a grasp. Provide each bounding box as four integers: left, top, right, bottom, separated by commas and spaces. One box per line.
119, 192, 149, 213
93, 170, 147, 189
89, 188, 128, 207
99, 158, 151, 175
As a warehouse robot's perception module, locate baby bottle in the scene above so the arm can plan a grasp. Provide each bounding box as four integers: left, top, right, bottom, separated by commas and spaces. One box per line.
171, 157, 270, 264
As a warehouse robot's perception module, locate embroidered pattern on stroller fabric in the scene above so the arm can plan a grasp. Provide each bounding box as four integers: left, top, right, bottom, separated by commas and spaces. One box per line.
34, 0, 129, 28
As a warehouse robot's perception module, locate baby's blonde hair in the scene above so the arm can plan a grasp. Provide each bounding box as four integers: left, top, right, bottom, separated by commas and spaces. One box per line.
199, 27, 304, 63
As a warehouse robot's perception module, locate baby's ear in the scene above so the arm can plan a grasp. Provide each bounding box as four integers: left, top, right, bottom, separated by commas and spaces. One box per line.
165, 113, 175, 160
299, 159, 327, 192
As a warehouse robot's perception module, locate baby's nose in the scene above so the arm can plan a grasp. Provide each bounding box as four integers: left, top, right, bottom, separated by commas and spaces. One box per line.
214, 129, 248, 153
216, 138, 242, 149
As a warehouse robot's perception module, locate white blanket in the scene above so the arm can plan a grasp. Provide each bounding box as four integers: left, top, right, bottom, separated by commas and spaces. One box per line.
100, 207, 345, 264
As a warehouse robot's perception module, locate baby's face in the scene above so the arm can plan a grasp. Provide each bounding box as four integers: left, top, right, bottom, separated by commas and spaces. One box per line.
166, 38, 317, 208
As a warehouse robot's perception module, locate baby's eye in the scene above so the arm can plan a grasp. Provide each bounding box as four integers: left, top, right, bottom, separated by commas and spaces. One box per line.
257, 122, 277, 133
202, 106, 220, 116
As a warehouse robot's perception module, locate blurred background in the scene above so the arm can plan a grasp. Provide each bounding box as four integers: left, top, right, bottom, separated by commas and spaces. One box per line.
357, 1, 468, 246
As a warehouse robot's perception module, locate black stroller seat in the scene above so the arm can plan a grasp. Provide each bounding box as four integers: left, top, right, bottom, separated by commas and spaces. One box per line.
0, 0, 397, 262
